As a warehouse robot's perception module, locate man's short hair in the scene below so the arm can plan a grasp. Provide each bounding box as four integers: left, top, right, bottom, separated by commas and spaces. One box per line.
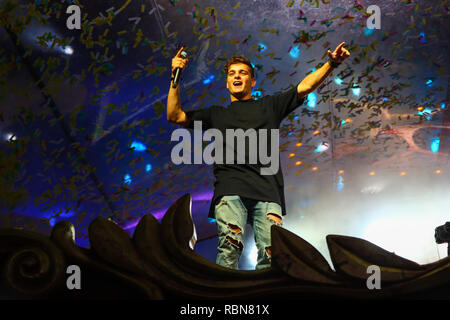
223, 56, 255, 79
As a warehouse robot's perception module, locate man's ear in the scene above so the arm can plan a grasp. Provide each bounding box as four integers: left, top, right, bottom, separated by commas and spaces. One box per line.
251, 77, 256, 88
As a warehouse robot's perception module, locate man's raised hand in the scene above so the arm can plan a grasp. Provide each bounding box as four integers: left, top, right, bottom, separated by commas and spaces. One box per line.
327, 42, 350, 63
171, 47, 189, 76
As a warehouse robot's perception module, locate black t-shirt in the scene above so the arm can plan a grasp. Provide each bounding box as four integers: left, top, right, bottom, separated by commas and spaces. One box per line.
184, 85, 305, 218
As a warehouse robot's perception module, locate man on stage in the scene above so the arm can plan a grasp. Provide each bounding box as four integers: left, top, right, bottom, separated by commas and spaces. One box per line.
167, 42, 350, 269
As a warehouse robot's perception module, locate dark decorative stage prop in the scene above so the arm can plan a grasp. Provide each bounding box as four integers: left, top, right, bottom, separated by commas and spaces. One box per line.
1, 194, 449, 300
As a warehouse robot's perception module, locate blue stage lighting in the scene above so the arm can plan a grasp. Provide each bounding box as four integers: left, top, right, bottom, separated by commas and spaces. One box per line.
257, 43, 267, 52
364, 27, 375, 36
252, 89, 262, 100
336, 175, 344, 191
352, 87, 361, 96
314, 142, 329, 153
419, 32, 426, 44
131, 141, 147, 151
307, 92, 316, 108
289, 45, 300, 59
203, 74, 215, 85
124, 174, 132, 185
431, 137, 440, 153
418, 107, 432, 116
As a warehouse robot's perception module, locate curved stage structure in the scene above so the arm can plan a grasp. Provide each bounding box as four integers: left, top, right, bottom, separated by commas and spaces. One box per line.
1, 194, 449, 299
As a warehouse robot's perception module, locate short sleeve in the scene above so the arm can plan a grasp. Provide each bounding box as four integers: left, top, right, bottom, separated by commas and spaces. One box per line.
270, 86, 305, 126
185, 107, 213, 129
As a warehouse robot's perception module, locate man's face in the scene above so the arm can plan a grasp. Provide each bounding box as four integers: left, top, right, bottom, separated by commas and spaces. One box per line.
226, 63, 256, 101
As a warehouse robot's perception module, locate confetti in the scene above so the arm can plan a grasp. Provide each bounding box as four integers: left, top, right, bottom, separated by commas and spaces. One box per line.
1, 0, 446, 245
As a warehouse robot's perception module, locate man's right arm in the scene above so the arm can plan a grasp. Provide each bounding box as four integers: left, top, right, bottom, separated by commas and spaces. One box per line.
167, 82, 188, 126
167, 47, 189, 127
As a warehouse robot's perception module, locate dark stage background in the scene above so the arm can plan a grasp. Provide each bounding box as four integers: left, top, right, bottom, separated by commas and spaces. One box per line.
0, 0, 449, 270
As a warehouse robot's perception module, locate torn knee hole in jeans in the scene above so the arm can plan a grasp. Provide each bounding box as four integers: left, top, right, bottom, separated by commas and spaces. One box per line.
227, 223, 242, 235
265, 246, 272, 257
266, 213, 282, 224
226, 236, 243, 251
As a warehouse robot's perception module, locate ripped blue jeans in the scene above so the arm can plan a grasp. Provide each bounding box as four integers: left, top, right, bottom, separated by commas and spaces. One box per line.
214, 195, 283, 270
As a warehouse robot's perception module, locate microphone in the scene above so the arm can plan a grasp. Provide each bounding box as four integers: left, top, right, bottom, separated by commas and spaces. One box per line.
172, 50, 188, 88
